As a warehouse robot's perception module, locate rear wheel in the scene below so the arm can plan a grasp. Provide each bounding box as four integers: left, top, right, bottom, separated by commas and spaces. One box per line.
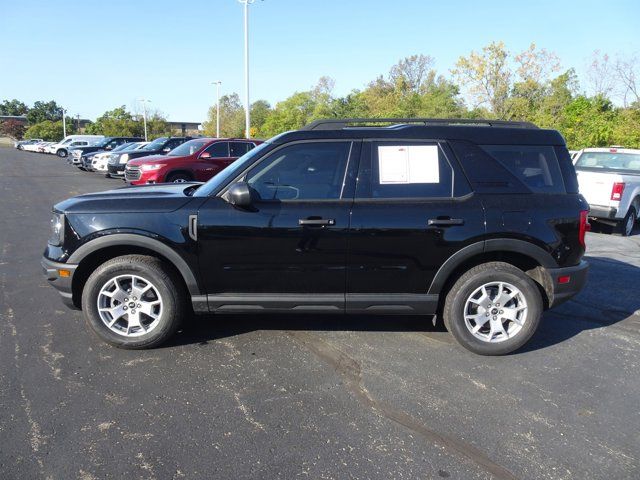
617, 206, 637, 237
443, 262, 542, 355
81, 255, 186, 349
166, 172, 193, 183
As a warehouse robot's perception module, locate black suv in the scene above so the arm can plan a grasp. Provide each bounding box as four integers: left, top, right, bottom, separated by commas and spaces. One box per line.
42, 119, 589, 355
68, 137, 143, 166
106, 136, 192, 177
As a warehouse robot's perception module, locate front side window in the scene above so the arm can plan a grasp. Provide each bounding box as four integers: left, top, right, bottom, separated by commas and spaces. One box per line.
357, 142, 453, 199
205, 142, 229, 157
169, 139, 208, 156
481, 145, 565, 194
246, 142, 352, 201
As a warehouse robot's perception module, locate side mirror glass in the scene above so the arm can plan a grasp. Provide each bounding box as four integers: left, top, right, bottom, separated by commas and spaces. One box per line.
226, 182, 253, 208
200, 151, 212, 159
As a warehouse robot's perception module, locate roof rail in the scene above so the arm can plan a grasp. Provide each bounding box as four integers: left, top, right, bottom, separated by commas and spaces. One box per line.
302, 118, 539, 130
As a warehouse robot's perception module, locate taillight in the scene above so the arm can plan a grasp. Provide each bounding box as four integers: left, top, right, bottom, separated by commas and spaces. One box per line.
579, 210, 589, 249
611, 182, 625, 201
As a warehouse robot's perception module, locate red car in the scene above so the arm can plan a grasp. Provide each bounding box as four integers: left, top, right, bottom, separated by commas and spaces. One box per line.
124, 138, 262, 185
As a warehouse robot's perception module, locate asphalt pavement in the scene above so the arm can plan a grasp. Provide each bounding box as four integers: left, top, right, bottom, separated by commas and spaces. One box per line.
0, 147, 639, 480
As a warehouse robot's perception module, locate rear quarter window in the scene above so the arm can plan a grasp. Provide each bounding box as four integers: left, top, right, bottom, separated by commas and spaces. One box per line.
480, 145, 565, 194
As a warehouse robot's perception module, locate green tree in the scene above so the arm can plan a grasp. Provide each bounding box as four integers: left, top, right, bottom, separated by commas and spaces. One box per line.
26, 100, 63, 124
0, 99, 29, 116
23, 120, 69, 141
86, 106, 143, 137
250, 100, 272, 137
202, 93, 245, 138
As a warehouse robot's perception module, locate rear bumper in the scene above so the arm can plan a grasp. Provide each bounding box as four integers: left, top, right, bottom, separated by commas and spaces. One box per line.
588, 205, 618, 220
41, 256, 79, 309
547, 260, 589, 308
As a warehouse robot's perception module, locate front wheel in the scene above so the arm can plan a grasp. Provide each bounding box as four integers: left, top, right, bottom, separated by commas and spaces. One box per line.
166, 172, 193, 183
57, 149, 67, 158
443, 262, 542, 355
81, 255, 186, 349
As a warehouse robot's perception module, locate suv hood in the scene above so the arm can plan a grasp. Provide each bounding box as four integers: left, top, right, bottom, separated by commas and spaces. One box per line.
128, 154, 186, 166
54, 183, 203, 214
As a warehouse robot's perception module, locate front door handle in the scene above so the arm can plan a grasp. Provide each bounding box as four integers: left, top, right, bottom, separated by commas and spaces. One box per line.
427, 218, 465, 226
299, 218, 336, 226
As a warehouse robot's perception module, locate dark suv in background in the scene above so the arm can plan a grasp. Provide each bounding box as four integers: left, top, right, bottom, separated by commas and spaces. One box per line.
69, 136, 143, 165
42, 118, 589, 355
107, 136, 192, 177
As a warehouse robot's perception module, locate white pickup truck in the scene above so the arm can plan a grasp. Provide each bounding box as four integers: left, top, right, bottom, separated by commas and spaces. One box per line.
574, 147, 640, 236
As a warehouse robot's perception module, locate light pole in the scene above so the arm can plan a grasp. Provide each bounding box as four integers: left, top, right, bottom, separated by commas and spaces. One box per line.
238, 0, 255, 138
212, 81, 222, 137
138, 98, 151, 141
61, 108, 67, 137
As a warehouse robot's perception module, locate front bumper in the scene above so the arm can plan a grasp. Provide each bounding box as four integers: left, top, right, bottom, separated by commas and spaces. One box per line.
41, 256, 79, 309
547, 260, 589, 308
107, 163, 126, 177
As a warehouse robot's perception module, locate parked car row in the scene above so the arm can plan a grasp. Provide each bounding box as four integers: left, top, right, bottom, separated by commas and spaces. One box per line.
65, 136, 262, 184
16, 135, 105, 157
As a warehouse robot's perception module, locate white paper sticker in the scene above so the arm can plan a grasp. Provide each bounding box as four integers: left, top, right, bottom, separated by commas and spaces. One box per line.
378, 145, 439, 184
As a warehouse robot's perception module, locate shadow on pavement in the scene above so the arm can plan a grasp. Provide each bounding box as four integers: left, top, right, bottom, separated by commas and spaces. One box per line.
165, 255, 640, 354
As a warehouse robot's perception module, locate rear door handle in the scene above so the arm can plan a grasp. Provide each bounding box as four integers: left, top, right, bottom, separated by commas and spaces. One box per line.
427, 218, 465, 226
299, 218, 335, 226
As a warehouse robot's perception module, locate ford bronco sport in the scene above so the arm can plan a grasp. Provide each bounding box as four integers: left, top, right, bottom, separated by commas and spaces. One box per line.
42, 118, 589, 355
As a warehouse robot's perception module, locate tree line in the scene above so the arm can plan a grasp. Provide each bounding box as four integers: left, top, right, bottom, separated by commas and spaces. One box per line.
0, 100, 171, 141
203, 42, 640, 149
3, 42, 639, 149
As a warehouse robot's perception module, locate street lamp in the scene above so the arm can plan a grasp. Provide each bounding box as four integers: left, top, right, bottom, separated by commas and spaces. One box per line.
61, 108, 67, 137
238, 0, 256, 138
211, 81, 222, 138
138, 98, 151, 141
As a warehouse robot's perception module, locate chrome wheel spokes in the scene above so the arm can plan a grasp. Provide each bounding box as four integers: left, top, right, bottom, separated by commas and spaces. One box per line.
97, 274, 163, 337
464, 281, 527, 343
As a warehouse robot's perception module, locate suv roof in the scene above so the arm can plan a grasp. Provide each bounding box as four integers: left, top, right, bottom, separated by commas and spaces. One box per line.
274, 118, 564, 146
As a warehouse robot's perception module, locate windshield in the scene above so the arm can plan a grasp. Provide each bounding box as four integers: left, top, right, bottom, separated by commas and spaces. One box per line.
195, 141, 272, 197
142, 138, 167, 151
169, 139, 208, 156
575, 151, 640, 171
120, 142, 142, 151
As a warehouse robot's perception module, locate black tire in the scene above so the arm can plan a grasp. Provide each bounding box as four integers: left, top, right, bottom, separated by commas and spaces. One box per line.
616, 206, 637, 237
443, 262, 543, 355
57, 149, 67, 158
17, 145, 23, 150
81, 255, 186, 349
166, 172, 193, 183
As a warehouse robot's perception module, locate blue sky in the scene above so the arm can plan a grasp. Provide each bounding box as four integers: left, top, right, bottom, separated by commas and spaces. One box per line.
1, 0, 638, 122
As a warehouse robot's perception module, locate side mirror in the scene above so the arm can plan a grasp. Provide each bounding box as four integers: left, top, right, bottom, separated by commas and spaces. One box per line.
106, 146, 112, 150
200, 151, 212, 159
226, 182, 253, 208
163, 147, 171, 153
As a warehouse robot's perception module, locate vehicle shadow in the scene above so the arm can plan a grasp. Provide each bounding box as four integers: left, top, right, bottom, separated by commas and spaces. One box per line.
165, 255, 640, 354
589, 220, 639, 236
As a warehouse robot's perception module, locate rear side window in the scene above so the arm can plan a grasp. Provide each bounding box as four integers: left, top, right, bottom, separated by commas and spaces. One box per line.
230, 142, 251, 157
357, 142, 453, 199
480, 145, 565, 194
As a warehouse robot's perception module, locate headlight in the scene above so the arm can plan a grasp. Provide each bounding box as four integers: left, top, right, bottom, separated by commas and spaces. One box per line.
49, 212, 65, 246
119, 154, 129, 164
140, 164, 165, 171
72, 150, 81, 158
108, 154, 119, 165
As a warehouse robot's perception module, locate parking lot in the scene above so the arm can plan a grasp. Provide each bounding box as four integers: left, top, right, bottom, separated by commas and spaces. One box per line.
0, 146, 639, 479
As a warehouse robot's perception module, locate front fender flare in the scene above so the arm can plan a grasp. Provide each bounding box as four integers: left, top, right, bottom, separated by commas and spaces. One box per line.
67, 233, 200, 295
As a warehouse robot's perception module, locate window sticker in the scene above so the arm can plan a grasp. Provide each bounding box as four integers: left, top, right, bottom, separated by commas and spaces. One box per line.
378, 145, 440, 184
